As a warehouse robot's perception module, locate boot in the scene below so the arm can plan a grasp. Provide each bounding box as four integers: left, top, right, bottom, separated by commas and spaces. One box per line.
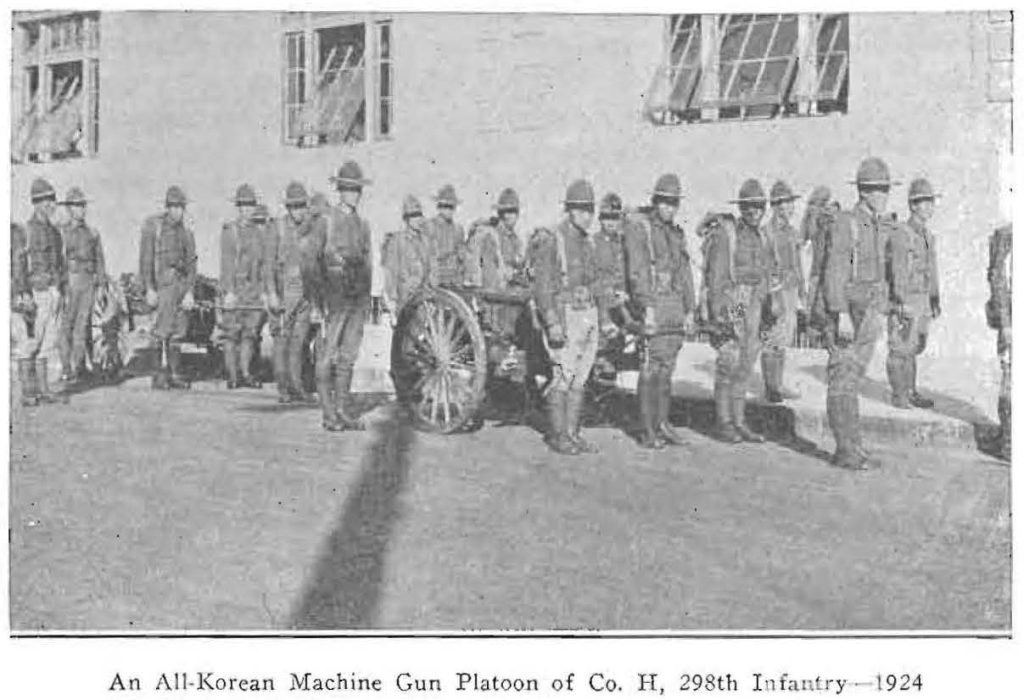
887, 355, 911, 409
35, 358, 60, 404
332, 367, 366, 431
224, 340, 239, 389
18, 358, 39, 407
775, 353, 801, 399
656, 373, 689, 446
274, 337, 291, 402
318, 368, 340, 430
638, 372, 665, 449
732, 395, 764, 442
828, 394, 875, 470
288, 335, 316, 404
545, 390, 580, 455
713, 378, 741, 443
239, 338, 262, 388
165, 343, 191, 389
566, 388, 598, 453
762, 352, 783, 404
908, 358, 934, 409
998, 394, 1012, 462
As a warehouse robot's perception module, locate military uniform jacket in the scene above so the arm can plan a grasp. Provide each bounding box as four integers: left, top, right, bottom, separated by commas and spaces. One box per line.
623, 213, 696, 323
703, 218, 771, 324
463, 218, 524, 289
305, 207, 372, 310
424, 215, 465, 286
594, 227, 627, 325
63, 221, 106, 280
11, 223, 29, 298
766, 214, 805, 299
888, 216, 939, 310
139, 214, 197, 292
221, 217, 268, 303
266, 214, 319, 306
382, 226, 432, 308
25, 213, 66, 292
533, 218, 603, 329
823, 200, 896, 313
987, 224, 1012, 330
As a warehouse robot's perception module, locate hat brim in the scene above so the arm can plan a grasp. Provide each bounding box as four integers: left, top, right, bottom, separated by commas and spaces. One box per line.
652, 191, 682, 199
849, 180, 902, 186
769, 195, 800, 204
60, 199, 88, 205
434, 198, 462, 205
285, 198, 309, 207
909, 193, 941, 201
164, 200, 188, 206
330, 177, 372, 187
730, 198, 768, 205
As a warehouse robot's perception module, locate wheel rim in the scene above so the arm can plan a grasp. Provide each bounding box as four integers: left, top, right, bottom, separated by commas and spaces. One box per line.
392, 289, 487, 433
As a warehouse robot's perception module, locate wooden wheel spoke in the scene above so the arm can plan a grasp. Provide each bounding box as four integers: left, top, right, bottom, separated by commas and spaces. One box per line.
440, 372, 452, 428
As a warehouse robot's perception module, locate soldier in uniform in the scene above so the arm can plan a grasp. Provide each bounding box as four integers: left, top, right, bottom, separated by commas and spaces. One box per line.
58, 187, 106, 384
382, 196, 432, 312
623, 173, 696, 449
220, 184, 268, 389
139, 185, 197, 390
987, 223, 1011, 461
886, 178, 941, 409
592, 193, 630, 374
22, 178, 66, 400
424, 184, 465, 287
822, 158, 900, 470
11, 222, 39, 405
305, 161, 374, 431
761, 181, 805, 402
703, 181, 772, 443
533, 180, 603, 455
266, 182, 318, 404
802, 185, 838, 338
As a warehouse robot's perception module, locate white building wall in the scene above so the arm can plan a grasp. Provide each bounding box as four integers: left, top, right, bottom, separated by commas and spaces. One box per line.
10, 11, 1011, 362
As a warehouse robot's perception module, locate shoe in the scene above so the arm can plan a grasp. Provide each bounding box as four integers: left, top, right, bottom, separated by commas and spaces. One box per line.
909, 392, 934, 409
891, 395, 912, 409
832, 450, 879, 471
545, 434, 580, 455
278, 393, 294, 404
657, 422, 690, 447
323, 417, 345, 432
166, 375, 191, 390
226, 380, 238, 390
765, 389, 784, 404
714, 423, 743, 444
571, 434, 600, 453
777, 385, 802, 400
638, 432, 666, 450
734, 423, 765, 443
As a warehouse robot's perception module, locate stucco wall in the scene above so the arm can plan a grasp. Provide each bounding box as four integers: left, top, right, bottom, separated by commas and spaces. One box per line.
10, 11, 1011, 361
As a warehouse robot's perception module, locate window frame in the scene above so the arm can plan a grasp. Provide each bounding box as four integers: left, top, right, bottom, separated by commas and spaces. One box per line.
647, 12, 850, 125
13, 11, 101, 162
280, 12, 393, 147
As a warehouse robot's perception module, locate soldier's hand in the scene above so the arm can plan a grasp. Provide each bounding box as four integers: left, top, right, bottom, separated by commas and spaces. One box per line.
182, 290, 196, 311
223, 292, 238, 310
310, 306, 324, 326
547, 323, 566, 349
612, 290, 630, 306
145, 288, 158, 308
837, 312, 855, 342
600, 321, 618, 340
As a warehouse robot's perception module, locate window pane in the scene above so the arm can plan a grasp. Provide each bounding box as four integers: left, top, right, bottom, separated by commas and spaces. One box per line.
768, 16, 798, 56
668, 66, 699, 107
89, 58, 99, 153
23, 23, 40, 56
832, 15, 849, 51
378, 22, 391, 60
818, 15, 848, 55
379, 61, 391, 97
720, 20, 749, 61
727, 62, 761, 99
744, 19, 775, 58
757, 58, 790, 98
379, 99, 391, 136
819, 53, 845, 94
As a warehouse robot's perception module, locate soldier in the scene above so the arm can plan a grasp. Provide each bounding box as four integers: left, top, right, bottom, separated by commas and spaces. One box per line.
592, 193, 630, 374
22, 178, 66, 401
704, 181, 772, 443
761, 181, 805, 402
886, 178, 941, 409
822, 158, 901, 470
623, 173, 696, 449
58, 187, 106, 385
11, 222, 39, 405
382, 196, 432, 312
987, 223, 1011, 461
533, 180, 603, 455
266, 182, 318, 404
425, 184, 465, 287
306, 160, 374, 431
220, 184, 268, 389
139, 185, 197, 390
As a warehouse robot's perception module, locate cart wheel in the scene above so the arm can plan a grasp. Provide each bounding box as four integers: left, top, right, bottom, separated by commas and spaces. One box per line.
390, 287, 488, 433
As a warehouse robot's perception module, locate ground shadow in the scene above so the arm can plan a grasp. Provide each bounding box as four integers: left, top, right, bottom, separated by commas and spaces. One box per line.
238, 392, 392, 415
794, 364, 995, 440
288, 402, 417, 629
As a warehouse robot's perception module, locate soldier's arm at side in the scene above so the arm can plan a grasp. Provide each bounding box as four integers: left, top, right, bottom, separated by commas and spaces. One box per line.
531, 232, 560, 328
220, 223, 236, 295
928, 232, 940, 302
139, 220, 156, 292
95, 230, 107, 281
380, 233, 398, 308
678, 235, 696, 316
262, 220, 281, 298
705, 229, 730, 323
887, 225, 908, 305
622, 220, 654, 310
822, 214, 851, 314
301, 222, 327, 309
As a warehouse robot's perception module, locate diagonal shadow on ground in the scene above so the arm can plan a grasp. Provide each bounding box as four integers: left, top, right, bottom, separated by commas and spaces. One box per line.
288, 402, 417, 629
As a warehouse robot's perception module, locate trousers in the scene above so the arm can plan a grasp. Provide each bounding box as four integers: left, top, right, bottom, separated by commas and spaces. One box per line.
23, 287, 64, 383
59, 275, 96, 375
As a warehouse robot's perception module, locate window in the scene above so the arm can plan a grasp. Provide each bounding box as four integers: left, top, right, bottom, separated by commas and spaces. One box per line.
13, 12, 100, 162
986, 11, 1012, 103
281, 13, 392, 146
647, 13, 849, 125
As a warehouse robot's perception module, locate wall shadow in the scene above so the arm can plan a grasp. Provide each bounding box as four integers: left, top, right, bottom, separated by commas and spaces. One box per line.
288, 402, 417, 629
